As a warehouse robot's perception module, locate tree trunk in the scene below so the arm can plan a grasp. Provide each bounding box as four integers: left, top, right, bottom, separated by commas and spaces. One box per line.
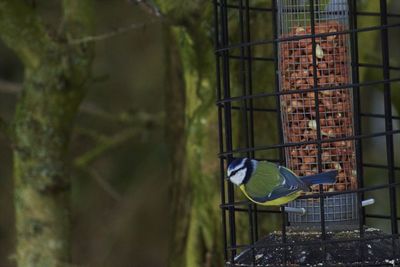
0, 1, 94, 265
164, 25, 191, 267
160, 2, 223, 265
13, 66, 86, 266
159, 1, 279, 265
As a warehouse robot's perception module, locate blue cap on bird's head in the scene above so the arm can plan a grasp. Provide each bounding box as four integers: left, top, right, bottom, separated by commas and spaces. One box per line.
227, 158, 247, 173
227, 158, 256, 185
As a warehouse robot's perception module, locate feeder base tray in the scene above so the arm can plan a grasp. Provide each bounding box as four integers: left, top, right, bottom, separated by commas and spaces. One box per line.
229, 227, 400, 266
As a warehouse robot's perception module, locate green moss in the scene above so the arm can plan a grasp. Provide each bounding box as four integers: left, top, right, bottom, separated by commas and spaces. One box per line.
163, 16, 222, 266
0, 1, 95, 266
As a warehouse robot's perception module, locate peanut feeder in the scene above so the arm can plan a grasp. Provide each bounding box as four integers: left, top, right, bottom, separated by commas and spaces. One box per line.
277, 1, 357, 225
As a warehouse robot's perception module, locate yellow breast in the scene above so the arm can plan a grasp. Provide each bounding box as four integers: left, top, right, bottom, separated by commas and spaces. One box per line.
239, 185, 302, 206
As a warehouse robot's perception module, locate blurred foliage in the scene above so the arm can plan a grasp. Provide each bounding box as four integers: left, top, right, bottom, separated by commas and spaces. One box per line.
0, 1, 167, 266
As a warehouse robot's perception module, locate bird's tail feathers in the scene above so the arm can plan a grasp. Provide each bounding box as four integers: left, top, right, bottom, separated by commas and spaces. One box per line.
300, 170, 338, 186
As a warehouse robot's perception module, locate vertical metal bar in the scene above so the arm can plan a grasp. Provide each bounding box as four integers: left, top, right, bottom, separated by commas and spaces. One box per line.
273, 0, 288, 265
220, 0, 237, 262
281, 206, 287, 266
244, 0, 254, 159
247, 204, 256, 265
214, 0, 228, 263
243, 0, 259, 243
310, 0, 327, 262
218, 120, 229, 263
380, 0, 398, 248
238, 0, 250, 154
272, 0, 285, 168
238, 1, 256, 265
348, 0, 365, 264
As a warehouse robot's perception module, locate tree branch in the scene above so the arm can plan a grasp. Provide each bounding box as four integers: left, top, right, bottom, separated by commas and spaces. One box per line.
0, 0, 56, 68
74, 126, 107, 142
67, 0, 161, 45
79, 103, 164, 126
0, 79, 164, 128
69, 20, 157, 45
87, 168, 123, 201
74, 108, 162, 168
129, 0, 162, 17
0, 79, 21, 94
74, 128, 139, 168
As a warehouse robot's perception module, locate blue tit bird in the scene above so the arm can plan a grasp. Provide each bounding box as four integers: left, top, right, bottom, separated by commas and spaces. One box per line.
227, 158, 337, 206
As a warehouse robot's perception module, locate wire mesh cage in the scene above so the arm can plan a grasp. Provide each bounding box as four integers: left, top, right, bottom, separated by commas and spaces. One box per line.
277, 0, 358, 226
214, 0, 400, 266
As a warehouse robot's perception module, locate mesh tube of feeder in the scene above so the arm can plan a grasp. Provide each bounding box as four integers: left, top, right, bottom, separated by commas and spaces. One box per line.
277, 0, 358, 225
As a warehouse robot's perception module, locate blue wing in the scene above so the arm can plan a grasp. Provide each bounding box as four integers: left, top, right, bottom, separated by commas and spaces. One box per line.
279, 166, 309, 192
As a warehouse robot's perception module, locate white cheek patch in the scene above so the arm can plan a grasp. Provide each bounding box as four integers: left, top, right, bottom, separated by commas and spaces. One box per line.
230, 169, 247, 185
227, 158, 246, 177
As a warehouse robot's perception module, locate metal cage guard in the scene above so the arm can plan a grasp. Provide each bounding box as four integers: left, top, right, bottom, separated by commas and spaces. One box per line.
215, 0, 400, 266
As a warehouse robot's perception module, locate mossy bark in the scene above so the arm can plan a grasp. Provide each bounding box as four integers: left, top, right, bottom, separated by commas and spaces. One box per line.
160, 2, 223, 266
0, 0, 94, 266
164, 25, 191, 267
164, 24, 222, 267
13, 61, 90, 267
159, 1, 280, 265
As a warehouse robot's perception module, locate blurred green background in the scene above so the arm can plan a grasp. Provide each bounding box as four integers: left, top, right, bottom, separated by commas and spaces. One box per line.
0, 1, 399, 267
0, 1, 168, 266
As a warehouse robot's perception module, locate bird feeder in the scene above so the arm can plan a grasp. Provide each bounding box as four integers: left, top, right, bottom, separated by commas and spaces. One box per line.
215, 0, 400, 266
277, 0, 358, 227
